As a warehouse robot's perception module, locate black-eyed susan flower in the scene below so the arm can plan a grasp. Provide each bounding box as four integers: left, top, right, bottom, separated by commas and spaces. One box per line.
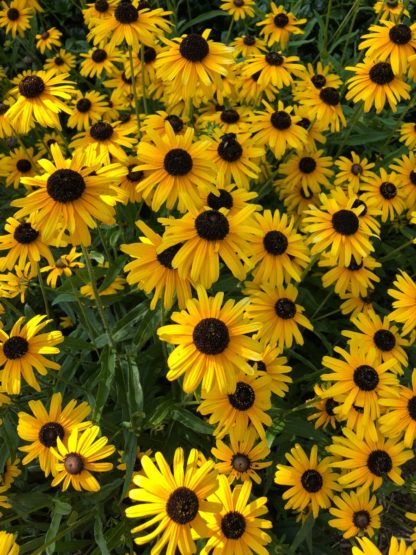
0, 100, 13, 139
335, 403, 379, 444
279, 180, 321, 221
0, 146, 41, 189
321, 345, 399, 424
251, 100, 308, 158
340, 290, 376, 319
242, 50, 304, 90
121, 221, 192, 310
373, 0, 409, 21
399, 121, 416, 150
80, 44, 123, 78
249, 209, 310, 287
257, 3, 306, 49
298, 84, 346, 132
212, 426, 271, 484
0, 216, 55, 272
201, 475, 272, 554
307, 384, 339, 430
220, 0, 255, 21
342, 310, 408, 373
0, 459, 21, 489
278, 149, 333, 194
361, 168, 405, 222
13, 143, 126, 246
255, 343, 292, 398
114, 156, 144, 203
123, 44, 160, 84
334, 152, 376, 195
0, 262, 35, 303
35, 27, 62, 53
346, 58, 410, 113
198, 105, 251, 135
67, 91, 109, 131
379, 369, 416, 447
388, 271, 416, 336
158, 205, 257, 289
353, 536, 413, 555
319, 254, 381, 298
406, 512, 416, 549
0, 315, 63, 394
275, 444, 340, 518
328, 489, 382, 539
303, 190, 376, 266
294, 61, 343, 95
83, 0, 117, 26
199, 372, 272, 439
0, 531, 19, 554
158, 287, 261, 394
141, 110, 187, 138
245, 282, 313, 351
232, 35, 267, 58
17, 392, 91, 477
359, 20, 416, 75
7, 70, 75, 134
390, 152, 416, 211
126, 447, 219, 554
44, 49, 76, 75
41, 248, 84, 288
0, 0, 32, 38
135, 126, 216, 212
199, 183, 259, 217
328, 428, 413, 492
50, 425, 115, 492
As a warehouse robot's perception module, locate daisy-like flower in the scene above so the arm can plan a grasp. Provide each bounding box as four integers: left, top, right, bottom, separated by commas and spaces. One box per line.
206, 132, 264, 189
361, 168, 405, 222
90, 0, 171, 50
0, 146, 41, 189
198, 105, 252, 135
12, 143, 126, 246
340, 290, 376, 319
0, 262, 35, 304
198, 183, 259, 217
255, 343, 292, 398
294, 61, 343, 96
346, 58, 411, 113
158, 205, 257, 289
233, 35, 267, 58
0, 216, 55, 272
373, 0, 409, 22
83, 0, 117, 26
35, 27, 62, 53
278, 149, 333, 194
136, 125, 216, 212
329, 429, 414, 492
275, 444, 340, 518
249, 209, 310, 288
279, 180, 321, 221
141, 110, 187, 138
126, 447, 219, 554
244, 282, 313, 351
353, 536, 413, 555
297, 84, 346, 132
406, 512, 416, 549
156, 30, 233, 99
388, 271, 416, 336
198, 372, 272, 439
334, 151, 376, 195
212, 426, 271, 484
257, 3, 306, 49
342, 309, 409, 373
0, 315, 63, 394
321, 345, 400, 424
44, 49, 76, 75
80, 44, 124, 78
51, 425, 115, 492
41, 248, 84, 288
319, 253, 381, 298
0, 531, 19, 554
220, 0, 255, 21
359, 20, 416, 75
307, 384, 339, 430
0, 459, 21, 489
303, 190, 376, 266
201, 475, 272, 554
7, 70, 75, 134
67, 91, 109, 131
399, 121, 416, 150
17, 392, 91, 477
389, 152, 416, 211
241, 50, 304, 90
251, 100, 308, 158
329, 489, 382, 539
0, 0, 32, 38
158, 287, 261, 394
379, 369, 416, 447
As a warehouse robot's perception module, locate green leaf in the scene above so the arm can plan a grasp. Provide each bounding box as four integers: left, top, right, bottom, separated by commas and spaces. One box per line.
51, 293, 77, 305
177, 10, 228, 33
92, 346, 117, 422
172, 409, 213, 434
45, 499, 71, 555
289, 512, 315, 554
94, 515, 111, 555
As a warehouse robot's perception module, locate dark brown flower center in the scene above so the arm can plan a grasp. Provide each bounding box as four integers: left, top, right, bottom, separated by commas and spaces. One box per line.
353, 510, 371, 529
76, 98, 92, 113
221, 511, 246, 539
165, 115, 183, 133
319, 87, 340, 106
271, 111, 291, 130
369, 62, 394, 85
325, 398, 338, 416
221, 109, 240, 124
274, 13, 289, 28
228, 382, 255, 411
47, 169, 86, 203
92, 48, 107, 63
351, 163, 362, 176
234, 0, 244, 6
354, 365, 379, 391
301, 469, 323, 492
218, 134, 243, 162
7, 8, 19, 20
19, 75, 45, 99
64, 453, 84, 475
243, 35, 255, 46
3, 336, 29, 359
263, 230, 288, 255
163, 148, 193, 176
16, 159, 32, 173
193, 318, 230, 354
352, 198, 367, 216
39, 422, 64, 447
231, 453, 251, 472
166, 487, 199, 524
0, 103, 8, 116
275, 298, 296, 319
312, 74, 326, 89
347, 256, 363, 271
143, 46, 157, 63
54, 56, 64, 66
265, 52, 284, 66
14, 222, 39, 244
179, 34, 209, 62
41, 31, 49, 39
297, 117, 311, 130
90, 121, 113, 141
380, 181, 397, 199
331, 209, 359, 235
195, 210, 230, 240
300, 186, 313, 199
95, 0, 109, 12
373, 329, 395, 351
115, 1, 139, 24
409, 170, 416, 185
126, 165, 143, 182
389, 24, 412, 45
367, 450, 392, 476
408, 396, 416, 420
156, 243, 183, 269
299, 156, 316, 174
207, 189, 233, 210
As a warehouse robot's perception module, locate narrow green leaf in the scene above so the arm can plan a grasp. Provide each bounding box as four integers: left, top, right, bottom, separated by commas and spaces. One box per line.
178, 10, 228, 33
92, 346, 117, 422
172, 409, 213, 435
289, 512, 315, 554
94, 515, 111, 555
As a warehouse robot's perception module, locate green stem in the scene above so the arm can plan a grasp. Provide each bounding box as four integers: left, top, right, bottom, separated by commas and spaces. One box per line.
96, 224, 111, 262
315, 308, 341, 321
81, 245, 115, 349
37, 268, 51, 320
225, 19, 234, 44
340, 0, 361, 66
311, 290, 332, 319
69, 279, 99, 349
127, 46, 142, 139
0, 298, 21, 317
380, 238, 414, 262
140, 46, 148, 115
322, 0, 333, 56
